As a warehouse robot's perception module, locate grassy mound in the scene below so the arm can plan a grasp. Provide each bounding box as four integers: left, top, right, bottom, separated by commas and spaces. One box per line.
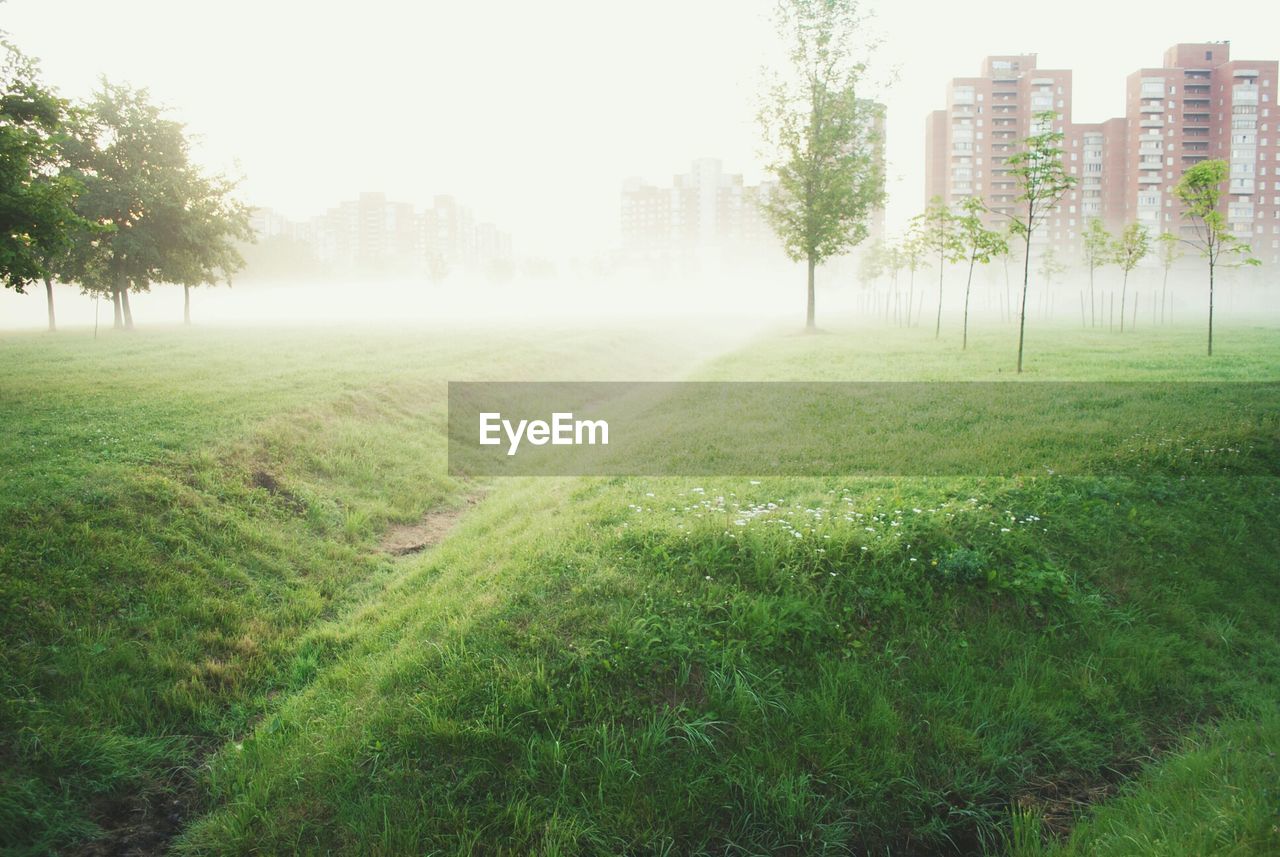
176, 469, 1279, 854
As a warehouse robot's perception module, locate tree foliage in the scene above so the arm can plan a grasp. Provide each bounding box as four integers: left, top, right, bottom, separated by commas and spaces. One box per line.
760, 0, 885, 328
911, 196, 964, 338
1002, 111, 1076, 372
1111, 222, 1149, 275
0, 36, 87, 294
954, 196, 1007, 349
59, 82, 251, 327
1173, 159, 1259, 355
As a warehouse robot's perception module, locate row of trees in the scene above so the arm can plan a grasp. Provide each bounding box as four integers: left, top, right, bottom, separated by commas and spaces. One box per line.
0, 35, 251, 331
856, 198, 1009, 349
757, 1, 1260, 365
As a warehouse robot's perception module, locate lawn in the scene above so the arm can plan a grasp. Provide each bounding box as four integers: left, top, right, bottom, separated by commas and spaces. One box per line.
1, 321, 1277, 855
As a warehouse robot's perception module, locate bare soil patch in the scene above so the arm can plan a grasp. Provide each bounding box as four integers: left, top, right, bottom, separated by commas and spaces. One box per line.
379, 493, 484, 555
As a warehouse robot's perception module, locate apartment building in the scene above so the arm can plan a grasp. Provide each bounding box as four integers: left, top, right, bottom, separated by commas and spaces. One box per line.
1126, 43, 1278, 262
925, 42, 1280, 266
620, 158, 780, 269
622, 135, 886, 270
250, 192, 513, 278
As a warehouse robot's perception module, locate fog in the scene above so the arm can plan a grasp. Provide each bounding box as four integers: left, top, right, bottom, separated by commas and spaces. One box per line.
2, 257, 1274, 333
2, 0, 1279, 330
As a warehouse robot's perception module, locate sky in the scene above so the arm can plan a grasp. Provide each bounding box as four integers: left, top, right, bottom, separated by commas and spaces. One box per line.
4, 0, 1279, 261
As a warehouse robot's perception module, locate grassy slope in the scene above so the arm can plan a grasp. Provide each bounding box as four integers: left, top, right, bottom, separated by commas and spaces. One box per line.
2, 323, 1277, 855
161, 324, 1278, 855
1034, 713, 1280, 856
0, 326, 699, 855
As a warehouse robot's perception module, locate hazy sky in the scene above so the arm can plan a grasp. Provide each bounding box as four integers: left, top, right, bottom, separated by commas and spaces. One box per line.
4, 0, 1278, 259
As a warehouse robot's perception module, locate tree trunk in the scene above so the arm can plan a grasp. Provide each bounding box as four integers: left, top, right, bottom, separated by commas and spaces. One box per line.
184, 284, 191, 325
1003, 256, 1011, 322
112, 287, 123, 329
907, 268, 915, 328
935, 249, 945, 339
1161, 266, 1169, 326
121, 287, 134, 330
1016, 236, 1032, 373
1120, 270, 1128, 333
805, 254, 816, 330
1207, 259, 1215, 356
962, 255, 976, 350
44, 276, 56, 332
1089, 264, 1096, 327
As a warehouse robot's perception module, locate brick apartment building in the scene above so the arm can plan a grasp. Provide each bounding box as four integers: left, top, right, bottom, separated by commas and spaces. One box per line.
925, 43, 1280, 266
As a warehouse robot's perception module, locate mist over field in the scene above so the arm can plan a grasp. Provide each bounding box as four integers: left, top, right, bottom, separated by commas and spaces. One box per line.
2, 2, 1279, 856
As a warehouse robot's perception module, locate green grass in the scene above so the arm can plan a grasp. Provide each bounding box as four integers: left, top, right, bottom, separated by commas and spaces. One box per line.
1033, 713, 1280, 856
0, 325, 700, 854
2, 321, 1278, 855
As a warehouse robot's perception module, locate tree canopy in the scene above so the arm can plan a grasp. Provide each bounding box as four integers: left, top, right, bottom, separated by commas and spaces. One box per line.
0, 37, 87, 295
760, 0, 885, 328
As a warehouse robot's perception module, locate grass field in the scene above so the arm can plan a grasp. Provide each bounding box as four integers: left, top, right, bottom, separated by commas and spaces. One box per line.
1, 321, 1278, 855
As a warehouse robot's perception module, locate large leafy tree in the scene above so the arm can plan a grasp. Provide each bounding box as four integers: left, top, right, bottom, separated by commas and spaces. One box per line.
1172, 159, 1259, 356
1111, 222, 1149, 333
1002, 111, 1076, 372
1080, 217, 1111, 328
61, 82, 249, 329
954, 196, 1007, 350
0, 36, 88, 330
760, 0, 885, 330
911, 196, 964, 339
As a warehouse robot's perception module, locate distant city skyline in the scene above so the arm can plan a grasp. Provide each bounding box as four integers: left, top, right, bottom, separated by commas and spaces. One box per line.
4, 0, 1278, 259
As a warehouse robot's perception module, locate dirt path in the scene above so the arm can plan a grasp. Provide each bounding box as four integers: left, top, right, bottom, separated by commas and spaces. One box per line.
379, 491, 485, 555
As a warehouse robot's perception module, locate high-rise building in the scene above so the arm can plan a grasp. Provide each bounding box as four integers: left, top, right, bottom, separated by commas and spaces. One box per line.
923, 54, 1074, 250
1126, 43, 1277, 260
249, 193, 512, 278
924, 43, 1280, 266
620, 158, 779, 269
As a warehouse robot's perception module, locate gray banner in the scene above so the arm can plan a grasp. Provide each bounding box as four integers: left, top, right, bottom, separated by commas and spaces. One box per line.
447, 382, 1279, 476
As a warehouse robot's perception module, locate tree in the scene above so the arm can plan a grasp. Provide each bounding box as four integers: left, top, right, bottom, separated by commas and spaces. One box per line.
760, 0, 885, 330
61, 82, 249, 328
885, 239, 905, 292
899, 227, 929, 327
0, 36, 88, 330
1156, 230, 1180, 325
1080, 217, 1111, 327
857, 238, 886, 287
1037, 247, 1066, 287
166, 172, 253, 324
911, 196, 964, 339
954, 196, 1007, 350
1001, 111, 1076, 372
1172, 160, 1259, 355
1111, 222, 1149, 333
